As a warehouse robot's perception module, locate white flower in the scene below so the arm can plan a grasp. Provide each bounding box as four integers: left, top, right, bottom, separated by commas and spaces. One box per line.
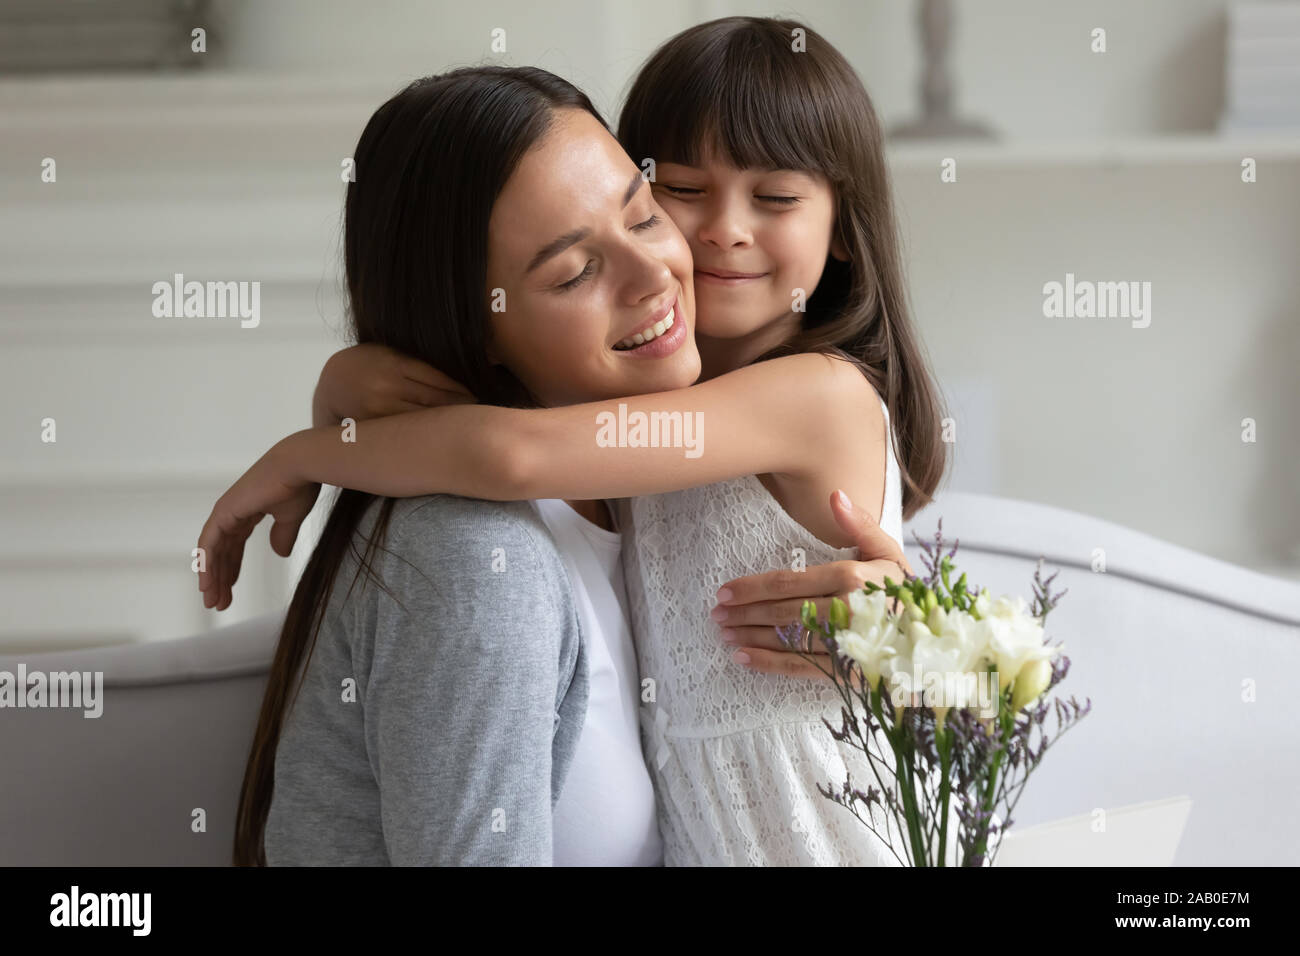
982, 595, 1057, 692
835, 590, 900, 689
1011, 657, 1054, 712
905, 608, 992, 722
848, 588, 892, 636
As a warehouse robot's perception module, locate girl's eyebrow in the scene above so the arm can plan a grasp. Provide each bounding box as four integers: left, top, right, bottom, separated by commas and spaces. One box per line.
526, 171, 645, 274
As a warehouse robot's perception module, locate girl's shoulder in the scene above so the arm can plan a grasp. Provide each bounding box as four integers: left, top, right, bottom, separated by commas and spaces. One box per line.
752, 350, 883, 407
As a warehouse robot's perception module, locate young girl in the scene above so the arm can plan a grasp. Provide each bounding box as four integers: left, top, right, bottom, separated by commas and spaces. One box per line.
201, 17, 948, 865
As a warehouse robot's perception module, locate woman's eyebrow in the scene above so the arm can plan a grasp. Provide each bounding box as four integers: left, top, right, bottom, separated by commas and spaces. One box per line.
620, 170, 645, 206
525, 171, 645, 274
526, 227, 589, 274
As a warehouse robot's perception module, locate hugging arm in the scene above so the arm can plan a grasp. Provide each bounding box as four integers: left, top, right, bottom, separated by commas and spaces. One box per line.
196, 351, 887, 609
360, 500, 578, 865
288, 351, 864, 500
312, 343, 476, 429
712, 488, 915, 681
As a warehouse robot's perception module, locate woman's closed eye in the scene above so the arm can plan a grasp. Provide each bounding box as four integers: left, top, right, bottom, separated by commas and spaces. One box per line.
558, 261, 595, 291
555, 214, 662, 292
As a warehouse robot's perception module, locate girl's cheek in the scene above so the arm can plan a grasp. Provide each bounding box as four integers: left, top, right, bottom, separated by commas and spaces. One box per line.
779, 220, 832, 271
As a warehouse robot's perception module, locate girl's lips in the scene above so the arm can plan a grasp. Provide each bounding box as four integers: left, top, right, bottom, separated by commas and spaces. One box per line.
695, 269, 768, 285
612, 299, 687, 359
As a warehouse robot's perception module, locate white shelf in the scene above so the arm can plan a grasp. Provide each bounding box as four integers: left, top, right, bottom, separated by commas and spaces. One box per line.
885, 133, 1300, 170
7, 73, 1300, 170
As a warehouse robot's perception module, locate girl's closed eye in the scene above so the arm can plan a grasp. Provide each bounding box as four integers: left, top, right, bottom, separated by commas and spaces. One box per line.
660, 183, 799, 205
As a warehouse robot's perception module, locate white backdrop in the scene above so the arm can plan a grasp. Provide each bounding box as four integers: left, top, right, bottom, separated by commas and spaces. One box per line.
1, 0, 1297, 649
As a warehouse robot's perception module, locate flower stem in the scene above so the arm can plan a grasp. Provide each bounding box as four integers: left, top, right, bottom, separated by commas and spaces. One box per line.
937, 727, 952, 866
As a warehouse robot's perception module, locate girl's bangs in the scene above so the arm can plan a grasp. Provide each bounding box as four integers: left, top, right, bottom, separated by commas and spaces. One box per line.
626, 44, 836, 175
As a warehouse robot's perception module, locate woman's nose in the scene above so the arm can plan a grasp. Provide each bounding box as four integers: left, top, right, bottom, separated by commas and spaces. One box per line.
623, 243, 676, 305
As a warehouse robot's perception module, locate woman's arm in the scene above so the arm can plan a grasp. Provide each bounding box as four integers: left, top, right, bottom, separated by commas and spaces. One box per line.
364, 497, 580, 865
284, 351, 879, 500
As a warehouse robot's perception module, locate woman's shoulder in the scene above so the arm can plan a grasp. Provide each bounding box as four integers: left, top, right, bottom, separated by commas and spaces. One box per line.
363, 495, 558, 563
385, 494, 552, 547
346, 495, 580, 648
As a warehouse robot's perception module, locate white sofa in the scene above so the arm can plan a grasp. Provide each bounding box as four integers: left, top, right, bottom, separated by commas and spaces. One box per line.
2, 491, 1297, 866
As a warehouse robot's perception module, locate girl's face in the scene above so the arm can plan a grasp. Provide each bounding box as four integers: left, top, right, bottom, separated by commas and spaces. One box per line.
485, 109, 700, 407
652, 152, 847, 343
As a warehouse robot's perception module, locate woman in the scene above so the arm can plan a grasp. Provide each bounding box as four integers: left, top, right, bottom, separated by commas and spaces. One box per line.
237, 66, 699, 865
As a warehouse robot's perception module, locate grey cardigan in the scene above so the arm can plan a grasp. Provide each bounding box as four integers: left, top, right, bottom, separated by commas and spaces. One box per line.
264, 494, 588, 865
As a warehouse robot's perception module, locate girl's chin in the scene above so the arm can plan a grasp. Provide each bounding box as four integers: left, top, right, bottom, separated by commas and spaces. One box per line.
694, 312, 774, 339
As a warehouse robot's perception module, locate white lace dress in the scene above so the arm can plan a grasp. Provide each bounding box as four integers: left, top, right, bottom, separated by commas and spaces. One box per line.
621, 400, 919, 866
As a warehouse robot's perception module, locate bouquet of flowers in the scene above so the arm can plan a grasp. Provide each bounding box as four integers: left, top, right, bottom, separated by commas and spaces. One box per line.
782, 521, 1091, 867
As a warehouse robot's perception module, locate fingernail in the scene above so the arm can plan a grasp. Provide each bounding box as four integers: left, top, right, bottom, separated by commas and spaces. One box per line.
732, 650, 750, 666
715, 586, 733, 603
834, 489, 851, 510
709, 605, 728, 622
720, 628, 737, 644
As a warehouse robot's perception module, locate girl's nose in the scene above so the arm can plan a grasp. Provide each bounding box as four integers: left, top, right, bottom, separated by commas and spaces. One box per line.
697, 203, 752, 249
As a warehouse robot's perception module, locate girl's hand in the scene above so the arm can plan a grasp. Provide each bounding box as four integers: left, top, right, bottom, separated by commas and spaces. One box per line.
196, 438, 320, 611
713, 489, 913, 681
313, 343, 476, 427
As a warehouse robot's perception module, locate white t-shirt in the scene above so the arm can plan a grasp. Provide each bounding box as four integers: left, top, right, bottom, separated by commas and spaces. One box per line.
533, 498, 663, 866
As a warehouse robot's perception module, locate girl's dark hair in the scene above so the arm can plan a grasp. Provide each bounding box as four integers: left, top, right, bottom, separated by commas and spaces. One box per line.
618, 16, 948, 518
233, 66, 604, 865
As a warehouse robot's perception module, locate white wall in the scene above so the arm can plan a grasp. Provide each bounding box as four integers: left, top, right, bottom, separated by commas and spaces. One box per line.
210, 0, 1234, 134
1, 0, 1297, 650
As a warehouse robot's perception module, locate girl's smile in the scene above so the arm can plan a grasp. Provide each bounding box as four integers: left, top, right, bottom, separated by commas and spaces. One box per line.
694, 268, 770, 285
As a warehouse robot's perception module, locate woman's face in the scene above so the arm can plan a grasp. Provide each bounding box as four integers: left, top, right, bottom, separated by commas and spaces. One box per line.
486, 109, 700, 407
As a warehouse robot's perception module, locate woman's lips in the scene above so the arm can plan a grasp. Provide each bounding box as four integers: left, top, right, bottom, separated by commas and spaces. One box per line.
695, 269, 768, 286
612, 298, 687, 359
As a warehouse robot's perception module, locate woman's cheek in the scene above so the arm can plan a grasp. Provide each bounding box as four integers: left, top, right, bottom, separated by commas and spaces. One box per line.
660, 229, 695, 278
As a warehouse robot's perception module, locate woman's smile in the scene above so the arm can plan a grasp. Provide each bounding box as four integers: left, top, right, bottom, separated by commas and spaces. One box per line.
611, 293, 687, 358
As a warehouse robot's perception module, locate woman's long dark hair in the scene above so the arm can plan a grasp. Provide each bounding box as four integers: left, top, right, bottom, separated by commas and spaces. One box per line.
618, 17, 948, 518
233, 67, 604, 865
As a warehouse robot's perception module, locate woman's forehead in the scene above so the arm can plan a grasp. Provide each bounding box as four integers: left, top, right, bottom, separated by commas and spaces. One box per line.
490, 113, 637, 236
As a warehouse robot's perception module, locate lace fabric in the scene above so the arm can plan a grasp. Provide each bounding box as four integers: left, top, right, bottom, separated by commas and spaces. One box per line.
624, 401, 924, 865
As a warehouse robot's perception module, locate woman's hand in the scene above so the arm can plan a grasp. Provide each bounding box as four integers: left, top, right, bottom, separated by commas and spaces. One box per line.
713, 489, 913, 681
196, 436, 320, 611
313, 343, 476, 427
